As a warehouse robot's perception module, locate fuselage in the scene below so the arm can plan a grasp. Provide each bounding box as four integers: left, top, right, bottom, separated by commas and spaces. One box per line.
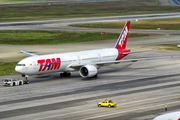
15, 48, 129, 75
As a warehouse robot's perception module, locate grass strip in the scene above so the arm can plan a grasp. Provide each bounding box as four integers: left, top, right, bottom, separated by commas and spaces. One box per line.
154, 46, 180, 51
0, 0, 180, 22
0, 62, 17, 76
71, 18, 180, 30
0, 30, 147, 45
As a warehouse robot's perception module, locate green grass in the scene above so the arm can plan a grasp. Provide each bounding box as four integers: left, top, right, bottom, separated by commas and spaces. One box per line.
154, 46, 180, 51
0, 0, 180, 22
0, 0, 41, 3
0, 62, 17, 76
0, 30, 146, 45
72, 18, 180, 30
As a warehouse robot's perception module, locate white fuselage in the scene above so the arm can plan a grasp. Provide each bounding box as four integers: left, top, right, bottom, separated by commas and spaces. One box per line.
15, 48, 119, 75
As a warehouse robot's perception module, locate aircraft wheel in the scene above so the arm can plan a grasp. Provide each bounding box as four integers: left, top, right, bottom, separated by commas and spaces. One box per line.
67, 73, 71, 77
26, 80, 29, 84
24, 80, 29, 84
60, 73, 63, 77
60, 72, 71, 77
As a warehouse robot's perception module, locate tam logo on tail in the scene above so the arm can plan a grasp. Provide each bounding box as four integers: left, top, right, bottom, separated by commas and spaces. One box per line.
115, 21, 130, 49
119, 26, 128, 47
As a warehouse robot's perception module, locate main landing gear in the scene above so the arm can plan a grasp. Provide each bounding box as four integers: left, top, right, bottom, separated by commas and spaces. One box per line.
22, 74, 29, 84
60, 72, 71, 77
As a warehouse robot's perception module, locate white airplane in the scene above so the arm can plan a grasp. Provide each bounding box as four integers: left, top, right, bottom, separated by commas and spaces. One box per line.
15, 21, 173, 80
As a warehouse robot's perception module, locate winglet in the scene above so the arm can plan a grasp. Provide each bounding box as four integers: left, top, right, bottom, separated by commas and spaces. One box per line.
115, 21, 130, 49
20, 50, 38, 56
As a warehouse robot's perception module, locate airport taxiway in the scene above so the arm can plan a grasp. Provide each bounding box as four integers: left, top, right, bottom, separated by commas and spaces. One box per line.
0, 49, 180, 120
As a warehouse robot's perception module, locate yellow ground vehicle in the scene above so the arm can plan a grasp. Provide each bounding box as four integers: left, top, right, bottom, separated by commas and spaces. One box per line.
97, 100, 117, 108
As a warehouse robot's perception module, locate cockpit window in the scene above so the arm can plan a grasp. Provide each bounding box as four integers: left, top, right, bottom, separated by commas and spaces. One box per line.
16, 64, 26, 66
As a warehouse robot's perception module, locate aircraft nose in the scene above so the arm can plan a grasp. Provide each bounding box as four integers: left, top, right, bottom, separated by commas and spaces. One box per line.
15, 66, 21, 74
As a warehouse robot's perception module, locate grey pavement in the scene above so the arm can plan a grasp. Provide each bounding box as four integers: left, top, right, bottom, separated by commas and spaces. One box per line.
0, 50, 180, 120
0, 0, 117, 6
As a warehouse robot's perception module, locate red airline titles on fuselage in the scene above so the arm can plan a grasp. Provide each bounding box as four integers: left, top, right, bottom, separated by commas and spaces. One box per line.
37, 58, 61, 72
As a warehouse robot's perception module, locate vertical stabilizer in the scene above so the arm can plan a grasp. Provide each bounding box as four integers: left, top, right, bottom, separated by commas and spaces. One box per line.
115, 21, 130, 49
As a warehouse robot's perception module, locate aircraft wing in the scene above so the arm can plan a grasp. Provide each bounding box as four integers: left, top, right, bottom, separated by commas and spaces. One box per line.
20, 50, 38, 56
68, 56, 178, 69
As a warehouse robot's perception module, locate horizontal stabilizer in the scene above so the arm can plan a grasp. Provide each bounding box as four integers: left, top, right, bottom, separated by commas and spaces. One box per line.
123, 50, 151, 55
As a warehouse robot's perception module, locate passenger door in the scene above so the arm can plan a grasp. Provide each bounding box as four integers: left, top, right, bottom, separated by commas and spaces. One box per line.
78, 56, 81, 64
32, 61, 37, 69
98, 54, 101, 61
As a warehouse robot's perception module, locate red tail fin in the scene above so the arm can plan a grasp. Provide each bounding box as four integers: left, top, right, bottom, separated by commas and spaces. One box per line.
115, 21, 130, 49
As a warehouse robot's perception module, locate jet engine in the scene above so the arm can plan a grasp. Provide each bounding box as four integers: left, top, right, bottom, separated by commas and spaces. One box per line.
79, 64, 97, 78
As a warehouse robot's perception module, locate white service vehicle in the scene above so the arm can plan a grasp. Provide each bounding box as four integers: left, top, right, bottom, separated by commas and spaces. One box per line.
3, 78, 24, 86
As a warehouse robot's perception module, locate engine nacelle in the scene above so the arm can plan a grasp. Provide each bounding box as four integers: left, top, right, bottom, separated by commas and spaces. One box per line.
79, 64, 97, 78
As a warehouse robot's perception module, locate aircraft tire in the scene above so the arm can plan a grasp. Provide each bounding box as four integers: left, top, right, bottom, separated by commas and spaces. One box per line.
67, 73, 71, 77
60, 73, 63, 77
26, 80, 29, 84
60, 72, 71, 77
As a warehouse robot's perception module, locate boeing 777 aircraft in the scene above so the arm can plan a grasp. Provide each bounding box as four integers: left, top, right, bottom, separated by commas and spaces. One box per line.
15, 21, 169, 80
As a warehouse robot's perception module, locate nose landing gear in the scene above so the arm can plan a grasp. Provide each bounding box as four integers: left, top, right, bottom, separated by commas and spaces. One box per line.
22, 74, 29, 84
